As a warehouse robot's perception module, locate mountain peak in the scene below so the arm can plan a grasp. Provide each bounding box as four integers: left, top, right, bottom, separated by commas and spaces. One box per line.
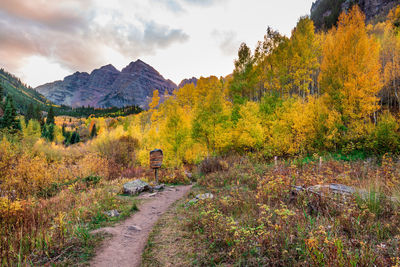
179, 77, 198, 88
98, 64, 119, 72
36, 60, 177, 109
122, 59, 157, 74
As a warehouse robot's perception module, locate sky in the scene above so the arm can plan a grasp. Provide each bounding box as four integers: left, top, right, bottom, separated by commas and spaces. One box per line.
0, 0, 315, 87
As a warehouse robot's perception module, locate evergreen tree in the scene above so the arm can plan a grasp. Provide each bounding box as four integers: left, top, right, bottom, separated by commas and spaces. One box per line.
70, 131, 80, 144
62, 123, 66, 137
41, 106, 56, 142
25, 103, 34, 125
0, 84, 4, 110
47, 123, 55, 142
64, 131, 71, 146
46, 106, 55, 125
90, 123, 97, 139
1, 95, 21, 132
75, 131, 80, 143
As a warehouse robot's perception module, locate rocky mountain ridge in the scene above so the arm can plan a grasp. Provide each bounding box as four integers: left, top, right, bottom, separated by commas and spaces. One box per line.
311, 0, 399, 30
35, 60, 179, 109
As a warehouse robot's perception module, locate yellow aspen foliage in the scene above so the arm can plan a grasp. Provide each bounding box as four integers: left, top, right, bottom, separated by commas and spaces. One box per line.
233, 101, 265, 151
192, 77, 232, 155
149, 89, 160, 110
289, 16, 321, 97
266, 96, 339, 156
320, 6, 382, 125
376, 12, 400, 111
175, 83, 196, 108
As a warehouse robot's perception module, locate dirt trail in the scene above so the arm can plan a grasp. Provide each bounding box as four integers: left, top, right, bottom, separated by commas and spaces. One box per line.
90, 185, 192, 267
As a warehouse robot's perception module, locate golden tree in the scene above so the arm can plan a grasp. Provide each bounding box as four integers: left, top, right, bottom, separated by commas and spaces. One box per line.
320, 6, 382, 127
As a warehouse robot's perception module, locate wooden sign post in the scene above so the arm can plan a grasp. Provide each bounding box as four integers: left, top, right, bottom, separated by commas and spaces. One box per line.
150, 149, 163, 184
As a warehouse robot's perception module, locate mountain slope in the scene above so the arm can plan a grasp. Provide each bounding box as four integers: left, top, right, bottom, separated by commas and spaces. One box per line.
0, 68, 51, 114
311, 0, 399, 30
36, 60, 178, 109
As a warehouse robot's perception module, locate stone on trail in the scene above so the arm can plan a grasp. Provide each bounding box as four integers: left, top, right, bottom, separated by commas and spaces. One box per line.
123, 179, 150, 195
152, 184, 165, 191
127, 225, 142, 231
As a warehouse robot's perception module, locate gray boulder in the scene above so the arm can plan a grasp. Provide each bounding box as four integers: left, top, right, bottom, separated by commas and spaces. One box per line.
104, 210, 120, 217
186, 192, 214, 207
123, 179, 150, 195
196, 193, 214, 200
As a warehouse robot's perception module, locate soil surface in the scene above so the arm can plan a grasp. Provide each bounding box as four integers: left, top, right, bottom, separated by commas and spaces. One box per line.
90, 185, 192, 267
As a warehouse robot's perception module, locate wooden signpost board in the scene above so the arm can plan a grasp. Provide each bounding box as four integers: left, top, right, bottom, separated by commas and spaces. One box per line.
150, 149, 163, 183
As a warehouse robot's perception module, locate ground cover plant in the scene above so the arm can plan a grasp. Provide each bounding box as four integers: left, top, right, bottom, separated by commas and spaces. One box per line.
145, 155, 400, 266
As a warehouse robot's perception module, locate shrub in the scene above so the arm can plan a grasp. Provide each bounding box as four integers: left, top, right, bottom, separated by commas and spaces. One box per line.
95, 135, 139, 167
198, 156, 229, 174
372, 112, 400, 154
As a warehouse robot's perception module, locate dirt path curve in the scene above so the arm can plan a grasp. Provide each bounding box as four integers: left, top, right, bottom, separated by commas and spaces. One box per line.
90, 185, 192, 267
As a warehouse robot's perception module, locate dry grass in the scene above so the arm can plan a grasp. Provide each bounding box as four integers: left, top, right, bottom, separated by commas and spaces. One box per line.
142, 197, 197, 267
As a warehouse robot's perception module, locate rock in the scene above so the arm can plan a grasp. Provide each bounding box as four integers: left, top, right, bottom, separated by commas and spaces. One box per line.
123, 179, 150, 195
148, 193, 157, 197
196, 193, 214, 200
311, 0, 398, 30
152, 184, 165, 191
186, 192, 214, 207
104, 210, 120, 217
127, 225, 142, 231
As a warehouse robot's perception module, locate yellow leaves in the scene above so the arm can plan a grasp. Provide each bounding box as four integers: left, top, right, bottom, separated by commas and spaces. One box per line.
233, 102, 265, 150
267, 96, 339, 156
0, 197, 24, 217
320, 5, 382, 122
274, 204, 295, 220
149, 89, 160, 110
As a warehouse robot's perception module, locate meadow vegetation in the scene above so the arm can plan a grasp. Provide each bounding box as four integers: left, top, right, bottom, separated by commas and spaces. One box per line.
143, 155, 400, 266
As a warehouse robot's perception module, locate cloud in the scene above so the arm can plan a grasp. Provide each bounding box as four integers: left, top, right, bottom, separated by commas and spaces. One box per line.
211, 30, 240, 56
0, 0, 189, 82
150, 0, 227, 13
183, 0, 226, 6
150, 0, 185, 13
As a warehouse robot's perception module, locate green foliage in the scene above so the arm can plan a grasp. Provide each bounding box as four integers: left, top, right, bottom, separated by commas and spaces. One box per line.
46, 106, 55, 125
372, 112, 400, 154
229, 43, 258, 102
24, 103, 34, 125
0, 95, 21, 132
41, 123, 55, 142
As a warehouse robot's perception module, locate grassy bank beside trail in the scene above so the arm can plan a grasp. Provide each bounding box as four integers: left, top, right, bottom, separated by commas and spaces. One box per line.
1, 176, 141, 266
143, 156, 400, 266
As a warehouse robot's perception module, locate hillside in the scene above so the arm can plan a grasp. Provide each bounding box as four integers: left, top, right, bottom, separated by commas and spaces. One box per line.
0, 68, 51, 114
36, 60, 178, 109
311, 0, 399, 30
0, 68, 142, 118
